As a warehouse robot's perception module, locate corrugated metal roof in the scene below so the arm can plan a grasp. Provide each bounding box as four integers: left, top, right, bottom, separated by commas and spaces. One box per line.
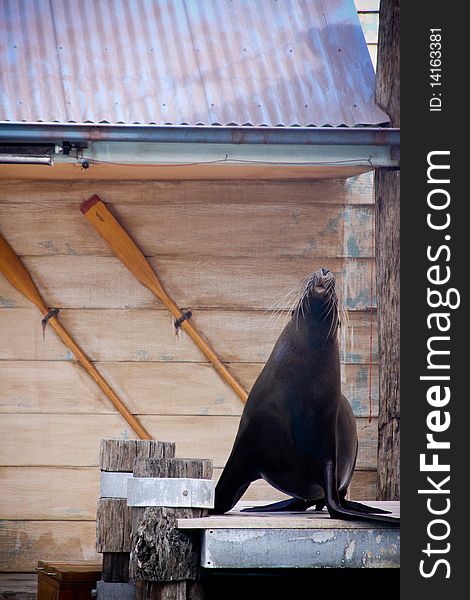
0, 0, 388, 127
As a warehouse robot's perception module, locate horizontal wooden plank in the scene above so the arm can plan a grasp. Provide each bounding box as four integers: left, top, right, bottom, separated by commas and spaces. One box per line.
0, 467, 99, 521
0, 360, 378, 418
0, 308, 377, 364
0, 467, 376, 521
0, 521, 99, 572
0, 467, 285, 521
358, 12, 379, 43
177, 501, 399, 532
0, 361, 378, 418
354, 0, 379, 13
368, 44, 378, 70
349, 469, 377, 501
0, 255, 376, 310
0, 162, 373, 181
0, 174, 373, 206
0, 573, 37, 595
0, 415, 378, 470
0, 202, 374, 259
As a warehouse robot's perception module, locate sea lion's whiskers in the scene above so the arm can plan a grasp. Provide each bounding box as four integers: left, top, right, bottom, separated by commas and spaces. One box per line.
327, 304, 340, 340
263, 286, 301, 330
320, 292, 336, 319
270, 290, 302, 331
264, 286, 300, 316
323, 299, 337, 326
271, 304, 294, 331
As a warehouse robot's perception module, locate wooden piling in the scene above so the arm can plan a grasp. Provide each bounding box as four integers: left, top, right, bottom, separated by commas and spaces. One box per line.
96, 440, 175, 588
375, 0, 400, 501
130, 457, 213, 600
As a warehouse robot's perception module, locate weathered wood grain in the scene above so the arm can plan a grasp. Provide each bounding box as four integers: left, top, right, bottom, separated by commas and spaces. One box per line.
97, 440, 177, 583
0, 175, 373, 206
0, 467, 376, 521
0, 521, 99, 572
0, 414, 378, 469
133, 458, 213, 480
0, 361, 378, 417
101, 553, 130, 584
96, 499, 132, 553
130, 459, 213, 583
99, 439, 175, 472
0, 308, 377, 364
0, 256, 376, 310
375, 0, 400, 501
0, 202, 374, 259
136, 581, 186, 600
376, 170, 400, 501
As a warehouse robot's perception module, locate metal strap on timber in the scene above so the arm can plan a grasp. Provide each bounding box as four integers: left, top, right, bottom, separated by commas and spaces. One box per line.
127, 477, 215, 509
99, 471, 134, 499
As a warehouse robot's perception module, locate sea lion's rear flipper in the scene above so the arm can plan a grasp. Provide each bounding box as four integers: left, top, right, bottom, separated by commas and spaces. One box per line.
339, 495, 391, 515
241, 497, 318, 512
323, 461, 399, 527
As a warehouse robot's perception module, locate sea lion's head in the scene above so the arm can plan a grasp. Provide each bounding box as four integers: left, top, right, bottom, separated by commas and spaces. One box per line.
293, 268, 339, 338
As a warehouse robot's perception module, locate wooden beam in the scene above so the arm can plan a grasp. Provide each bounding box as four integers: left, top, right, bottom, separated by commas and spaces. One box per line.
375, 0, 400, 500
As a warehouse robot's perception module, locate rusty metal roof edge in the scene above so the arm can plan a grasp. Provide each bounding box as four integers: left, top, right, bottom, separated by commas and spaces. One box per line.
0, 123, 399, 147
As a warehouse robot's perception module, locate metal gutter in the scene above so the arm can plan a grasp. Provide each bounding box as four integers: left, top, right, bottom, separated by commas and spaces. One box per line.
0, 154, 53, 165
0, 124, 399, 147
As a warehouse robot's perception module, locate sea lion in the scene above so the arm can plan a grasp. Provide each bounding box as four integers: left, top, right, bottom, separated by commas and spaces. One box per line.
213, 268, 399, 525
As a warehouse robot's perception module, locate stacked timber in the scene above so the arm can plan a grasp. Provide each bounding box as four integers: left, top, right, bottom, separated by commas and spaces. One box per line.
96, 439, 213, 600
96, 440, 175, 598
130, 457, 213, 600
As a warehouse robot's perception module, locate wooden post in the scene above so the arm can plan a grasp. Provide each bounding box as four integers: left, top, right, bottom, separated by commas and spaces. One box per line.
130, 457, 213, 600
375, 0, 400, 500
96, 440, 175, 596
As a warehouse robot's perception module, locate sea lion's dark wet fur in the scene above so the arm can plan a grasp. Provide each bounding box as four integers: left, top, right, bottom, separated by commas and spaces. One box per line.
214, 268, 399, 525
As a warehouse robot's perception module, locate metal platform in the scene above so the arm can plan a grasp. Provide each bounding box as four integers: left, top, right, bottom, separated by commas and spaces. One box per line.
178, 501, 400, 569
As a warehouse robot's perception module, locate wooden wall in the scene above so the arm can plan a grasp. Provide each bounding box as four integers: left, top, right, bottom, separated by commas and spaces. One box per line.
0, 174, 377, 571
355, 0, 379, 69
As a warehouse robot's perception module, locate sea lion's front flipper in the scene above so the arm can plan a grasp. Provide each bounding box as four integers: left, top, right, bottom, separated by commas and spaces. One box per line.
323, 461, 399, 527
241, 497, 318, 512
213, 452, 259, 514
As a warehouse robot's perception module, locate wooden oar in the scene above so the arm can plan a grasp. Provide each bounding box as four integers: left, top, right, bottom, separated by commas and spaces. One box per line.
0, 232, 152, 440
80, 195, 248, 403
